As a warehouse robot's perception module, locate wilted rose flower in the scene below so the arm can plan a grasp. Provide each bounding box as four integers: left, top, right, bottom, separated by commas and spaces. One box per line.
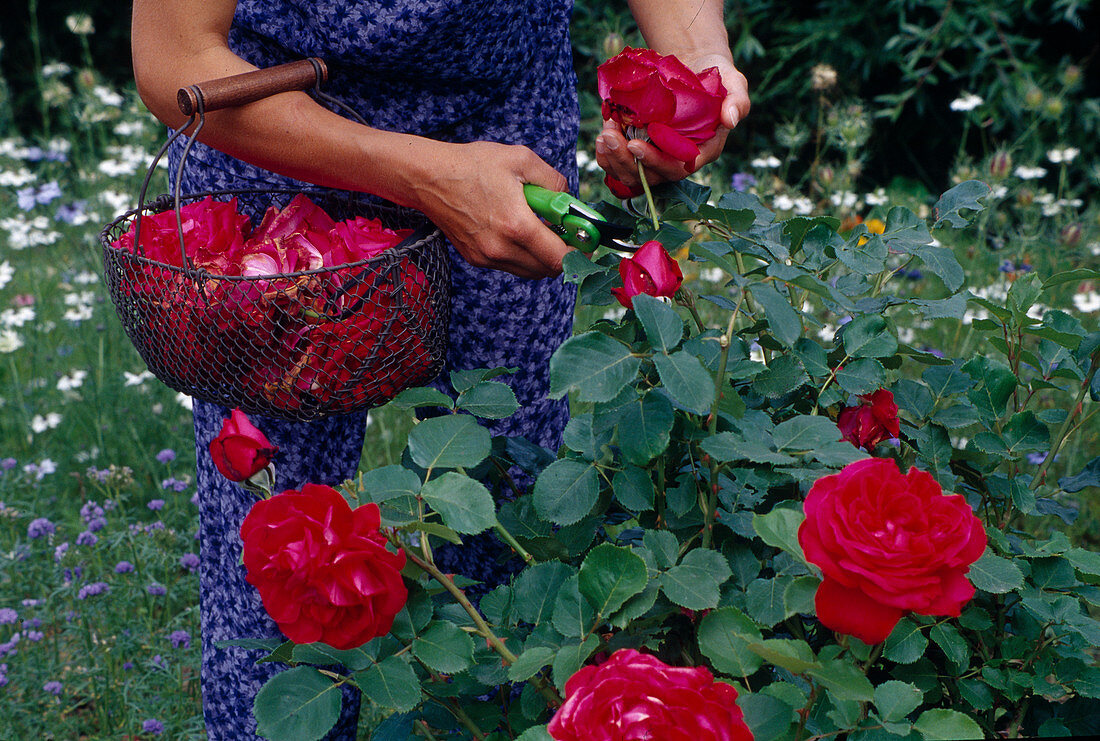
208, 408, 278, 482
327, 216, 413, 267
611, 240, 683, 309
239, 484, 407, 649
836, 389, 900, 450
598, 47, 727, 166
113, 196, 251, 272
241, 194, 337, 276
548, 649, 753, 741
798, 458, 987, 644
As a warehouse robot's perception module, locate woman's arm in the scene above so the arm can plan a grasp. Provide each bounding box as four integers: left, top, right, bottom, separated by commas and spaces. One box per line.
131, 0, 573, 279
595, 0, 750, 190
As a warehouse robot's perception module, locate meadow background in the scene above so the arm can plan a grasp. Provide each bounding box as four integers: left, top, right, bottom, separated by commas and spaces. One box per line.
0, 1, 1098, 737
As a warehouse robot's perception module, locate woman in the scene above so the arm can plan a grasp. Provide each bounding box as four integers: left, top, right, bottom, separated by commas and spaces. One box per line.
130, 1, 749, 737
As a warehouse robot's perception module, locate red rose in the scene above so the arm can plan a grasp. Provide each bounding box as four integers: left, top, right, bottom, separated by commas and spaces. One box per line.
241, 194, 337, 276
208, 408, 279, 482
836, 389, 900, 451
113, 196, 251, 272
797, 458, 987, 644
611, 240, 683, 309
598, 47, 727, 165
327, 216, 413, 267
548, 649, 753, 741
239, 484, 407, 649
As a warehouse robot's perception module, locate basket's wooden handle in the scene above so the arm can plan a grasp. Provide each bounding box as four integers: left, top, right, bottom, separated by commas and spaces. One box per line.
176, 58, 327, 116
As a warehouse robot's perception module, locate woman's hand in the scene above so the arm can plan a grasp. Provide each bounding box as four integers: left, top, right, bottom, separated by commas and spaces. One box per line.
401, 140, 573, 280
595, 53, 749, 192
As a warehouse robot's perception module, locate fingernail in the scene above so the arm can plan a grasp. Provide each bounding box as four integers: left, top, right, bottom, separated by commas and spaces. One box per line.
603, 135, 620, 152
595, 136, 608, 155
627, 143, 644, 160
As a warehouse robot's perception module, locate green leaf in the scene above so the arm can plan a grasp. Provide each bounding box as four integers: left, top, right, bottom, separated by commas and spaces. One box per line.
420, 472, 496, 535
751, 354, 810, 398
402, 521, 463, 545
794, 337, 831, 377
1043, 268, 1100, 290
835, 358, 886, 395
549, 332, 641, 403
913, 709, 984, 740
632, 293, 684, 353
912, 424, 952, 474
836, 232, 888, 274
910, 244, 964, 291
1001, 411, 1049, 454
961, 356, 1017, 416
910, 293, 967, 321
407, 415, 490, 470
562, 249, 609, 285
753, 508, 808, 565
653, 351, 715, 414
411, 621, 474, 674
515, 727, 554, 741
841, 315, 899, 358
772, 414, 842, 453
643, 529, 680, 570
697, 607, 764, 677
578, 543, 649, 618
660, 549, 732, 610
508, 647, 555, 683
532, 459, 599, 526
449, 367, 518, 393
356, 656, 422, 712
739, 693, 798, 741
1060, 456, 1100, 492
968, 550, 1024, 594
551, 636, 599, 692
811, 659, 875, 701
750, 283, 803, 347
388, 386, 455, 410
552, 575, 597, 638
612, 465, 655, 511
702, 432, 796, 465
1067, 547, 1100, 577
617, 392, 675, 465
882, 205, 933, 247
254, 666, 342, 741
884, 618, 928, 664
455, 381, 519, 419
749, 638, 819, 674
929, 623, 969, 671
513, 561, 574, 626
932, 180, 991, 229
745, 576, 796, 627
874, 680, 924, 722
892, 379, 934, 420
360, 465, 422, 524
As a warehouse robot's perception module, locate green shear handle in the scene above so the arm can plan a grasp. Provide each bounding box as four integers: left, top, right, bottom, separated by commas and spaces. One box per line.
523, 183, 604, 252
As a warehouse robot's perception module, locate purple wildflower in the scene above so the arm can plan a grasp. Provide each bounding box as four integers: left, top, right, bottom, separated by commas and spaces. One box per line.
155, 448, 176, 464
75, 530, 98, 547
54, 200, 86, 224
142, 719, 165, 735
168, 630, 190, 649
27, 518, 56, 539
730, 172, 757, 192
23, 617, 41, 629
80, 501, 104, 523
147, 499, 165, 511
122, 661, 134, 671
85, 517, 107, 533
114, 561, 135, 574
54, 542, 70, 563
145, 521, 165, 533
77, 582, 110, 600
24, 630, 44, 642
161, 477, 189, 492
1, 458, 15, 470
43, 680, 63, 696
0, 609, 17, 625
147, 584, 167, 597
21, 599, 42, 608
179, 553, 199, 572
151, 654, 167, 670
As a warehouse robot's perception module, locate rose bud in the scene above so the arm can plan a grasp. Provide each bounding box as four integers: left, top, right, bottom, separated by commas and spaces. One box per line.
836, 389, 900, 451
798, 458, 987, 645
1060, 223, 1083, 247
208, 408, 278, 482
548, 648, 753, 741
611, 240, 683, 310
989, 150, 1013, 179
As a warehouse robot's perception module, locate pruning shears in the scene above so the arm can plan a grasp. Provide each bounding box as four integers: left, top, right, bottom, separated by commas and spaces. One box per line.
524, 184, 635, 252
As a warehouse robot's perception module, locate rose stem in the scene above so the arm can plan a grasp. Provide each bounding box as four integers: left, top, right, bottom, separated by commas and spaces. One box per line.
494, 522, 536, 566
637, 159, 660, 232
393, 535, 564, 707
414, 720, 440, 739
702, 300, 744, 549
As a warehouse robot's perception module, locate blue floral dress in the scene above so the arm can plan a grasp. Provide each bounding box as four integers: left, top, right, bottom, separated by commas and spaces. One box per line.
168, 1, 579, 737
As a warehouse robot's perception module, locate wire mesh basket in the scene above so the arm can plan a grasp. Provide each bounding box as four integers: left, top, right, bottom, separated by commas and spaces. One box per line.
96, 59, 450, 420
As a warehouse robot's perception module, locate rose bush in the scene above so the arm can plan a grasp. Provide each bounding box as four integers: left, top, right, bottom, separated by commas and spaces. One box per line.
548, 649, 753, 741
208, 408, 278, 482
836, 389, 900, 451
239, 483, 407, 650
797, 457, 987, 644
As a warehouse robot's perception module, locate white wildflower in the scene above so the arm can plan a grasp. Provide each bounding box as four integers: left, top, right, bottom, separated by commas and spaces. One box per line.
176, 393, 193, 411
0, 168, 36, 187
864, 189, 889, 206
123, 370, 154, 387
1014, 166, 1047, 180
0, 330, 23, 353
72, 271, 100, 285
113, 120, 147, 137
1047, 148, 1079, 164
66, 13, 94, 35
57, 370, 87, 392
792, 197, 814, 215
829, 191, 859, 209
949, 93, 983, 112
750, 155, 781, 169
97, 159, 138, 177
773, 194, 795, 211
0, 307, 35, 328
92, 86, 123, 107
31, 413, 62, 434
99, 189, 133, 217
0, 261, 13, 290
1073, 291, 1100, 313
41, 62, 72, 77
